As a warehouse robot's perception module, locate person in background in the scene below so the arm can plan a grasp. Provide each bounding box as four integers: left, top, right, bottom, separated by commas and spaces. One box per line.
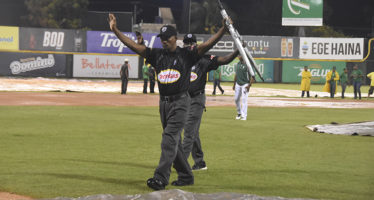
367, 71, 374, 99
323, 66, 339, 98
120, 59, 129, 94
142, 61, 151, 93
339, 68, 349, 99
148, 65, 156, 93
351, 65, 363, 99
233, 55, 255, 120
300, 66, 311, 98
212, 66, 224, 95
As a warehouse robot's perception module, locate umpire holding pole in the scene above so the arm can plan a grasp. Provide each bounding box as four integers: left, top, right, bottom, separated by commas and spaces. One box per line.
108, 14, 228, 190
182, 33, 239, 171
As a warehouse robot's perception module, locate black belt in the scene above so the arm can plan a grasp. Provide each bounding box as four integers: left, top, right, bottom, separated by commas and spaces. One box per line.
160, 92, 188, 102
189, 90, 205, 98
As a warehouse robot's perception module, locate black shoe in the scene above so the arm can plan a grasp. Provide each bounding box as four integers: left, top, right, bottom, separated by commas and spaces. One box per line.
171, 179, 194, 186
192, 162, 207, 171
221, 90, 224, 95
147, 178, 165, 190
235, 114, 241, 120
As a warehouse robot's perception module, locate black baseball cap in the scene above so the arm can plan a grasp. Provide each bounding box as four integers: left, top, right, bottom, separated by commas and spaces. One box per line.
183, 33, 197, 44
157, 25, 177, 39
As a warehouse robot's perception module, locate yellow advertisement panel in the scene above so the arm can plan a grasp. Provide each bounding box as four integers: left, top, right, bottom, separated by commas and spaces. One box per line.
0, 26, 19, 50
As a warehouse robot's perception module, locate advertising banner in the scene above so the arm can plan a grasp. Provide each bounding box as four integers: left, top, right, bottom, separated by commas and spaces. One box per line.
253, 60, 275, 82
0, 52, 67, 77
282, 0, 323, 26
0, 26, 19, 50
210, 59, 274, 82
73, 54, 139, 78
196, 34, 299, 59
87, 31, 162, 54
282, 60, 345, 84
299, 37, 364, 60
19, 27, 86, 52
280, 37, 299, 58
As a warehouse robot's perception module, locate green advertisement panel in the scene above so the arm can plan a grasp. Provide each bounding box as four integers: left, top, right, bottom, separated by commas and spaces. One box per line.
282, 61, 345, 84
282, 0, 323, 26
210, 59, 274, 83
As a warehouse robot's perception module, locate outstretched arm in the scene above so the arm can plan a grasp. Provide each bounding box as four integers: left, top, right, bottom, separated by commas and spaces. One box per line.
217, 49, 239, 65
109, 14, 147, 57
197, 19, 229, 56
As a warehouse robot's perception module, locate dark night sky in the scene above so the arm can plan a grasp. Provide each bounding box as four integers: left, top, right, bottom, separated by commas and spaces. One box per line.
0, 0, 373, 37
87, 0, 374, 37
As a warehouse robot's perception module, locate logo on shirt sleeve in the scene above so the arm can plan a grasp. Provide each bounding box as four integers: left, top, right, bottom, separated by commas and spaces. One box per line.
158, 69, 181, 84
190, 72, 198, 82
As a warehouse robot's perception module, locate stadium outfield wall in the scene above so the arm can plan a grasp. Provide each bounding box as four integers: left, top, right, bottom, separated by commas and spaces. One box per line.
0, 26, 371, 84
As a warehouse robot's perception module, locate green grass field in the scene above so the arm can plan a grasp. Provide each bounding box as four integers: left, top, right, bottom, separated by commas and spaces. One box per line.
0, 106, 373, 199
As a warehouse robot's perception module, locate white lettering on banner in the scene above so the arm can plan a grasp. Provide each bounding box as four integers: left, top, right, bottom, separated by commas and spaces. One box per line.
288, 0, 310, 15
10, 54, 55, 74
300, 38, 364, 60
100, 32, 157, 53
158, 69, 181, 84
257, 63, 264, 74
213, 41, 234, 51
297, 68, 329, 77
80, 57, 122, 69
190, 72, 198, 82
222, 65, 234, 76
43, 32, 65, 49
212, 39, 270, 53
247, 40, 270, 50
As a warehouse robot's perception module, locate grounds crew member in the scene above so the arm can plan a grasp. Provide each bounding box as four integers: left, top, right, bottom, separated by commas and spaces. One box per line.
108, 13, 229, 190
339, 68, 349, 99
233, 55, 255, 121
142, 61, 151, 93
212, 66, 224, 95
182, 33, 239, 171
120, 59, 129, 94
148, 65, 156, 93
300, 66, 311, 98
367, 71, 374, 99
323, 66, 339, 98
351, 65, 363, 99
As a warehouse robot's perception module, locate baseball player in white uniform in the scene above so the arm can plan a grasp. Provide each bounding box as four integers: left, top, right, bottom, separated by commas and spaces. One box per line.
233, 56, 254, 120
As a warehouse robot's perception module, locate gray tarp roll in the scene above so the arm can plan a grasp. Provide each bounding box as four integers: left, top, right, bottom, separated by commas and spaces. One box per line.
43, 189, 315, 200
307, 121, 374, 136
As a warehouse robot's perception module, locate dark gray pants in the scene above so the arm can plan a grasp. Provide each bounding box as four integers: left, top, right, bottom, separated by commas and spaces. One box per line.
183, 94, 206, 165
154, 95, 193, 185
121, 79, 128, 94
330, 82, 336, 98
143, 79, 148, 93
353, 81, 362, 99
341, 83, 347, 98
150, 78, 155, 93
213, 79, 224, 94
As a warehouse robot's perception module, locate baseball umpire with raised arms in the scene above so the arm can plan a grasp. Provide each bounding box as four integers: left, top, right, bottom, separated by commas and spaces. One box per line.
108, 13, 229, 190
182, 33, 240, 171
